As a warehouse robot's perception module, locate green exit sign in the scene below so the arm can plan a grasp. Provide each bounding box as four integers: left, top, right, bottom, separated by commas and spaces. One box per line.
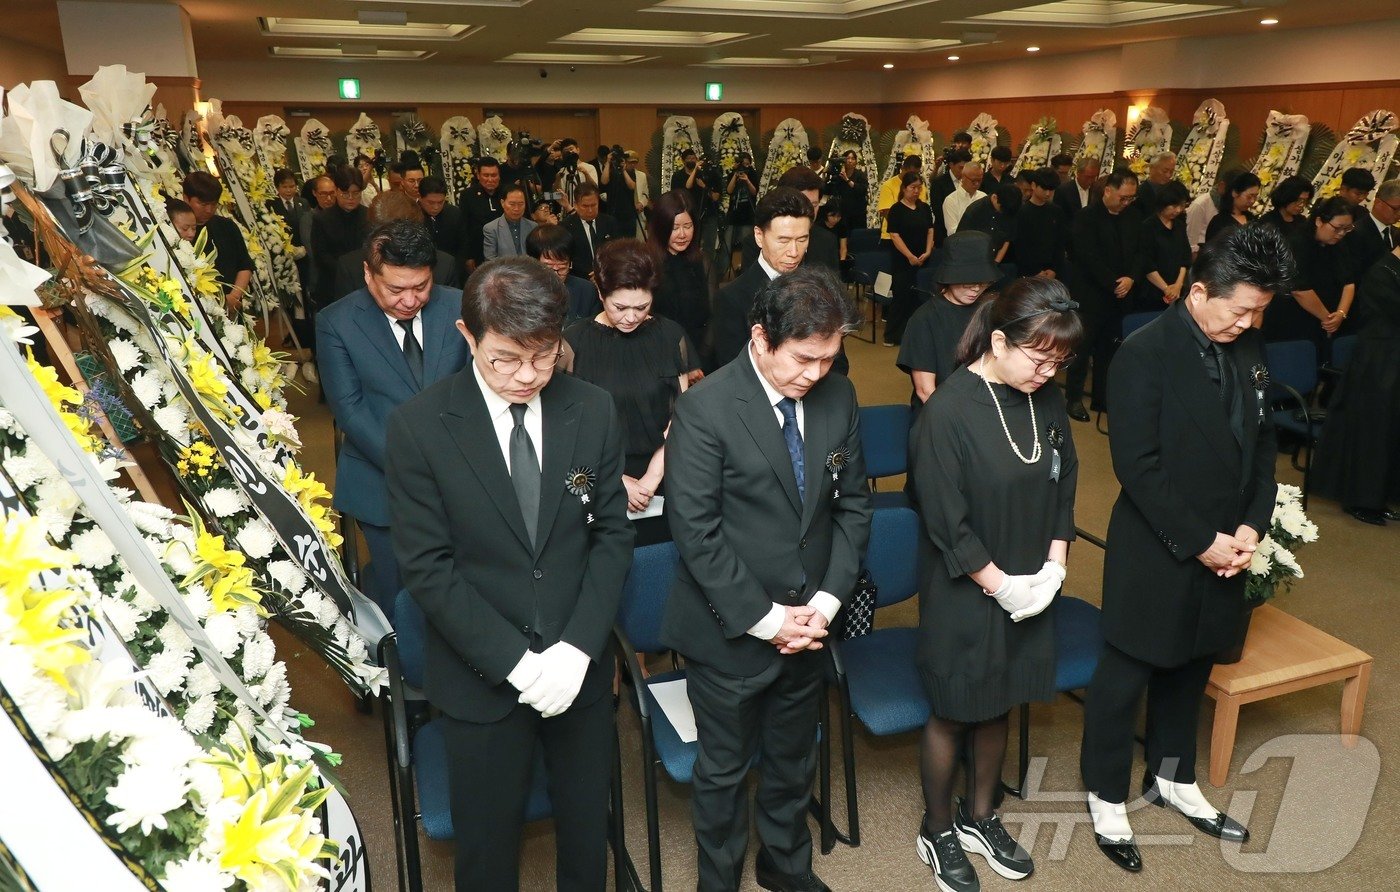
705, 82, 723, 102
338, 78, 361, 100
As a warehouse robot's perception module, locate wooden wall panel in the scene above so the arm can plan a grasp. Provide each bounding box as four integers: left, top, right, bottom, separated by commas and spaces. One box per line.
882, 95, 1121, 152
597, 106, 661, 158
477, 107, 598, 154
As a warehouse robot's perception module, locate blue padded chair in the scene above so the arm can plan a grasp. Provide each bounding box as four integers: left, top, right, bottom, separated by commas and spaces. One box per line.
857, 404, 912, 509
613, 543, 835, 887
829, 506, 925, 846
847, 227, 881, 255
913, 251, 944, 299
1265, 340, 1320, 505
381, 591, 632, 892
1325, 333, 1358, 376
849, 249, 894, 343
1095, 311, 1163, 434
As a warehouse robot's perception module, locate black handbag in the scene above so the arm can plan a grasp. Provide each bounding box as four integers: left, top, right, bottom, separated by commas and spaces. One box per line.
839, 569, 877, 640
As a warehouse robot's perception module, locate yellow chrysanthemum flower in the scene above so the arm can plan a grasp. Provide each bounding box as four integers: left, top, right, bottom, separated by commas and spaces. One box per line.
25, 355, 102, 455
0, 515, 89, 690
281, 465, 343, 549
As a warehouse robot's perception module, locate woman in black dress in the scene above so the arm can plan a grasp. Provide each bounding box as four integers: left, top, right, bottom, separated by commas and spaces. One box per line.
1314, 243, 1400, 524
563, 238, 692, 545
648, 189, 713, 376
885, 171, 936, 347
1204, 171, 1260, 244
909, 278, 1082, 891
1267, 196, 1357, 350
1257, 175, 1312, 241
898, 230, 1000, 407
1133, 179, 1192, 312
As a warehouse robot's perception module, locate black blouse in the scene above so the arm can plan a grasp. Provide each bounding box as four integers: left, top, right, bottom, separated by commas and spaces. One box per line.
653, 251, 711, 365
886, 200, 934, 260
1134, 215, 1191, 311
898, 297, 979, 405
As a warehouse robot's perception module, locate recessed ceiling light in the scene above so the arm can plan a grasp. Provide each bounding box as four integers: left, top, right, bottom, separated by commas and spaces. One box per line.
1260, 18, 1279, 26
947, 54, 960, 61
1026, 45, 1040, 52
882, 62, 894, 69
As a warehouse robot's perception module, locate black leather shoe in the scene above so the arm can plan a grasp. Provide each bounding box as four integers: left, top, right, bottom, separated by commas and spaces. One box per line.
1346, 506, 1388, 526
1142, 773, 1250, 843
755, 851, 830, 892
1067, 401, 1091, 422
1085, 800, 1142, 872
1385, 510, 1400, 522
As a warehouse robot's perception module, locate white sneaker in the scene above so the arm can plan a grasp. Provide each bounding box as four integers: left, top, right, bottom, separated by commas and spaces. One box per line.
303, 362, 319, 384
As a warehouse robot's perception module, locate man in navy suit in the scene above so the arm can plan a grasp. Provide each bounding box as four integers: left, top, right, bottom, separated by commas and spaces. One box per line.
317, 219, 470, 609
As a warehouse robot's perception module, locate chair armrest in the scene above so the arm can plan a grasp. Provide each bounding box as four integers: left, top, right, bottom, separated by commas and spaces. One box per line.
1074, 527, 1108, 552
379, 635, 412, 770
610, 626, 651, 721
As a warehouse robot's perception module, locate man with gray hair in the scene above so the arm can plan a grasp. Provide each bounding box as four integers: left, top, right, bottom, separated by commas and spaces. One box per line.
1346, 177, 1400, 275
1135, 151, 1178, 219
942, 161, 986, 236
1053, 156, 1101, 222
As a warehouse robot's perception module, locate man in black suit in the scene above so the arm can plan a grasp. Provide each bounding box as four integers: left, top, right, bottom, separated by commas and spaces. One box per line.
386, 257, 634, 891
1081, 225, 1293, 873
331, 191, 461, 300
461, 156, 505, 274
1064, 168, 1140, 420
712, 188, 811, 368
268, 167, 310, 234
931, 148, 971, 245
740, 167, 842, 278
1013, 168, 1070, 280
562, 182, 618, 281
981, 145, 1013, 194
1134, 151, 1177, 220
665, 266, 872, 892
1347, 178, 1400, 280
1052, 156, 1100, 222
417, 175, 467, 274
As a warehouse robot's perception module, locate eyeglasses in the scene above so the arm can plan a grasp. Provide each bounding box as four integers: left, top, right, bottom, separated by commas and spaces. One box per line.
1015, 344, 1075, 374
1377, 198, 1400, 214
1323, 219, 1355, 235
487, 350, 563, 375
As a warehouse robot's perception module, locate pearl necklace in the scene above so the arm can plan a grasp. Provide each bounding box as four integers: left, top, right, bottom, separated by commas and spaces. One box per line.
979, 356, 1041, 465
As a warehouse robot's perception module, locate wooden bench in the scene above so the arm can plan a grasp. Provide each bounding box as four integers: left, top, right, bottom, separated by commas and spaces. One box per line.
1204, 603, 1372, 786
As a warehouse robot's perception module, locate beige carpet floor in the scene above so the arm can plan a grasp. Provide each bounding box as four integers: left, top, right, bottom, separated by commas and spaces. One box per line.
279, 320, 1396, 891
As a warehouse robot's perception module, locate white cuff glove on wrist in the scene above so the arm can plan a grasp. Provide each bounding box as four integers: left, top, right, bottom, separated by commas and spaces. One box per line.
517, 641, 591, 718
988, 572, 1042, 616
1010, 561, 1065, 622
506, 649, 542, 693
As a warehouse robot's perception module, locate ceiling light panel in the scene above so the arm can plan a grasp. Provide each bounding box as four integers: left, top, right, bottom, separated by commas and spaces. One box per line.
957, 1, 1235, 29
498, 52, 655, 64
649, 0, 939, 20
554, 28, 752, 47
800, 36, 968, 52
260, 17, 479, 41
269, 46, 436, 60
696, 56, 835, 67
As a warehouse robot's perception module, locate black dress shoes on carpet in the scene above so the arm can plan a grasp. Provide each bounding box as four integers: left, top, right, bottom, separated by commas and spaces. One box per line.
1067, 401, 1091, 422
1345, 506, 1388, 526
1085, 800, 1142, 873
755, 851, 831, 892
1142, 773, 1250, 843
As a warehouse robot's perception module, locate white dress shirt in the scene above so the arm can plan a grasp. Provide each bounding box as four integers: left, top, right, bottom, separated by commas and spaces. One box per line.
743, 343, 842, 641
471, 360, 543, 473
1186, 192, 1218, 251
1077, 182, 1090, 210
943, 187, 986, 236
756, 253, 781, 282
385, 312, 423, 352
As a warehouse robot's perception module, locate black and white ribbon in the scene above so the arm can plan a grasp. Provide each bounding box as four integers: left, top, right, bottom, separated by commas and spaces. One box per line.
51, 130, 129, 233
0, 163, 15, 245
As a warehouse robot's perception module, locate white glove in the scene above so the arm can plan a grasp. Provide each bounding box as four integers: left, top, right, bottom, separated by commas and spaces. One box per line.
1010, 561, 1065, 622
517, 641, 591, 718
988, 566, 1054, 618
506, 649, 542, 693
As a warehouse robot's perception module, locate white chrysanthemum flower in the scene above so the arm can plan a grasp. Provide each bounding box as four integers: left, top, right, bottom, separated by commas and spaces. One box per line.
126, 499, 177, 537
1275, 483, 1303, 505
164, 539, 197, 577
205, 612, 242, 658
186, 661, 222, 698
146, 648, 193, 696
241, 631, 276, 681
183, 581, 213, 621
223, 322, 247, 345
267, 559, 307, 596
160, 856, 234, 892
99, 596, 142, 640
262, 409, 302, 449
106, 762, 191, 835
122, 716, 203, 773
1248, 547, 1272, 576
315, 597, 343, 629
158, 616, 195, 657
37, 505, 74, 540
0, 408, 18, 433
186, 761, 224, 809
153, 403, 190, 435
234, 605, 262, 639
204, 487, 249, 519
70, 527, 118, 571
127, 577, 159, 614
234, 519, 277, 560
108, 338, 143, 373
235, 344, 254, 366
130, 371, 164, 408
3, 450, 59, 489
0, 644, 73, 758
1272, 545, 1302, 578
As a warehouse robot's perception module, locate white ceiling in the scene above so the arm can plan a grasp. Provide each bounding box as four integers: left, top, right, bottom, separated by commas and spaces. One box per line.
8, 0, 1396, 72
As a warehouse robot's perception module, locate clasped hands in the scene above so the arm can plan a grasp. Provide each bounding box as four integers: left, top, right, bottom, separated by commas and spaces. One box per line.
772, 605, 829, 655
1197, 525, 1258, 578
987, 560, 1065, 622
508, 642, 590, 718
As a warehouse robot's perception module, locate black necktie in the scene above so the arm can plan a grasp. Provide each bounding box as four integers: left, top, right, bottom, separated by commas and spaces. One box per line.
509, 403, 540, 547
397, 319, 423, 387
586, 220, 597, 261
1386, 227, 1395, 250
777, 397, 805, 502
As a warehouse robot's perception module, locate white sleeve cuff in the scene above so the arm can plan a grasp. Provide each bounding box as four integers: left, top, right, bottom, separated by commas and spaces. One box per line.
746, 603, 786, 641
506, 649, 541, 692
808, 591, 842, 625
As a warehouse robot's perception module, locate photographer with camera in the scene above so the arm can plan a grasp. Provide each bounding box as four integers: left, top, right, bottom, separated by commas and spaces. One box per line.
830, 149, 869, 232
553, 137, 599, 214
716, 151, 759, 278
599, 143, 637, 231
503, 131, 546, 210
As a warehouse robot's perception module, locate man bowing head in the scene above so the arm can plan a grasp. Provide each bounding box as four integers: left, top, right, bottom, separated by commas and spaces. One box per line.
665, 266, 873, 892
386, 257, 634, 891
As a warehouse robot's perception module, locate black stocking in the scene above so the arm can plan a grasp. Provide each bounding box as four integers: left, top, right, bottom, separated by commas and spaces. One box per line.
920, 714, 969, 836
966, 712, 1010, 821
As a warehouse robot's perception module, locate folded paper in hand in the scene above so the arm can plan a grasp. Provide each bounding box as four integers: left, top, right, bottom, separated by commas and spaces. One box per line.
648, 678, 697, 743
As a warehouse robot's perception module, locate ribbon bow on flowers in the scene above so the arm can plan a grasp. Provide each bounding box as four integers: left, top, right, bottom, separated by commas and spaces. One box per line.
400, 118, 429, 142
1345, 110, 1398, 145
839, 116, 867, 144
51, 130, 128, 233
446, 124, 474, 145
306, 130, 332, 152
121, 109, 158, 155
260, 121, 290, 144
350, 125, 379, 145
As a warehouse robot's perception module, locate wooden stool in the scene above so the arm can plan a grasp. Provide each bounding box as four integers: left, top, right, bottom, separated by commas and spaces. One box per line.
1204, 604, 1372, 786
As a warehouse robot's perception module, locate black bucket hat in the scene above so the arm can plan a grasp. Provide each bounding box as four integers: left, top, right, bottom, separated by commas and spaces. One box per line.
935, 230, 1000, 285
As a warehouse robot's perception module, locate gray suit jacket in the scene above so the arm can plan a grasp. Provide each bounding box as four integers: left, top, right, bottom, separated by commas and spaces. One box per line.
317, 285, 470, 527
482, 215, 537, 260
